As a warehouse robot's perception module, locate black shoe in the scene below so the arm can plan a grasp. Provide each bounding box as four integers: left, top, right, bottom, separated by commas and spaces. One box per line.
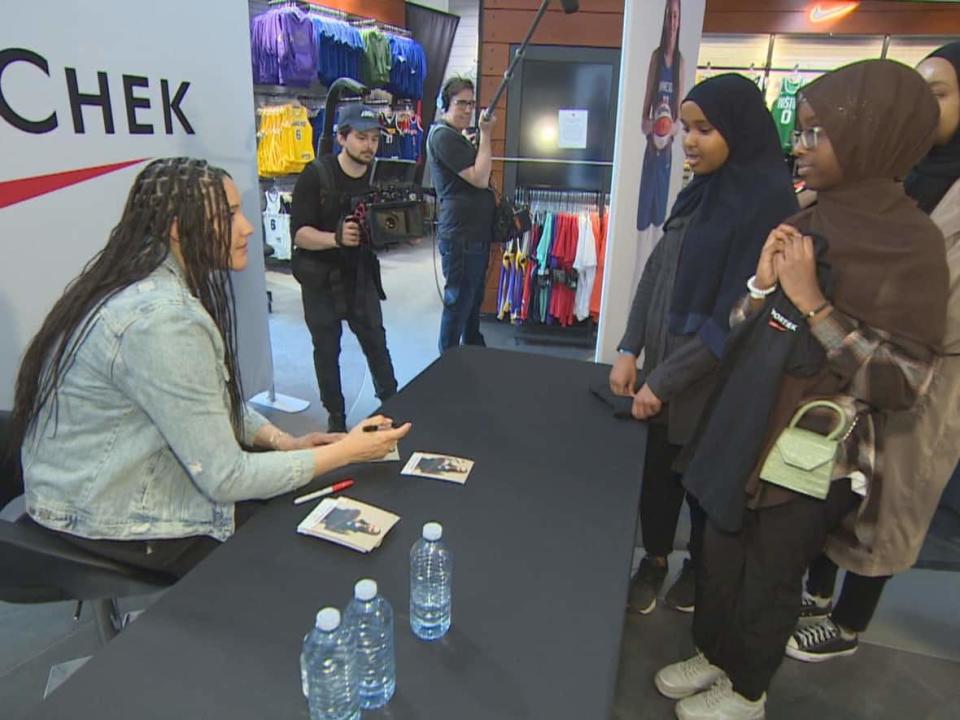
327, 413, 347, 433
627, 556, 668, 615
664, 558, 696, 613
799, 592, 833, 623
786, 618, 858, 662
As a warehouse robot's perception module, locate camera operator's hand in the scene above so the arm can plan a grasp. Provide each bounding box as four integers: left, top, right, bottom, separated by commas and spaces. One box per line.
478, 110, 495, 136
340, 219, 361, 247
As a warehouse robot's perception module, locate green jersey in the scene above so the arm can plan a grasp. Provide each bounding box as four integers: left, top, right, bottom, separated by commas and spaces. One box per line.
772, 76, 803, 152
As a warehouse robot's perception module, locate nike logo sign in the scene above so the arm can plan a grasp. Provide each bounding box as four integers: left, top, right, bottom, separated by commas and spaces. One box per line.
0, 158, 148, 210
809, 2, 860, 24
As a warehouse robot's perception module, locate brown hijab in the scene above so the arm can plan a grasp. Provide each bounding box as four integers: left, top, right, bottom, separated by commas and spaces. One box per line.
791, 59, 948, 349
742, 61, 949, 508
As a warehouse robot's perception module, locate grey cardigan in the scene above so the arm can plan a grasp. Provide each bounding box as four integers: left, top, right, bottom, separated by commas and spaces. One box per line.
617, 213, 719, 447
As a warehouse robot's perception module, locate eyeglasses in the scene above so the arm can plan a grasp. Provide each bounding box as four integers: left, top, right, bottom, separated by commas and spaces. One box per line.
791, 127, 825, 151
453, 99, 476, 109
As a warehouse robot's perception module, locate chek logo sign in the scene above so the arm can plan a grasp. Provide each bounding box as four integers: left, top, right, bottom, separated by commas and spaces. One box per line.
0, 47, 195, 136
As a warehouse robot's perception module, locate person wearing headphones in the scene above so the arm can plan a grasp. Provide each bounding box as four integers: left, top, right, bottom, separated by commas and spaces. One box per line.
427, 76, 496, 353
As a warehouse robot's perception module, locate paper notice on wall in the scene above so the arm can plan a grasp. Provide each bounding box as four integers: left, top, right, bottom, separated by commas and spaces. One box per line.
558, 109, 588, 149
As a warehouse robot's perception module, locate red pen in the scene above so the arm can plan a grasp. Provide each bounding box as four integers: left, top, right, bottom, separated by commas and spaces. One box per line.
293, 479, 354, 505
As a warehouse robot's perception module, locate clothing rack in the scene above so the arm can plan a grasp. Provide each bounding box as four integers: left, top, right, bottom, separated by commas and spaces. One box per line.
492, 186, 608, 349
697, 63, 823, 75
305, 4, 350, 20
353, 18, 412, 38
265, 0, 411, 37
516, 187, 609, 216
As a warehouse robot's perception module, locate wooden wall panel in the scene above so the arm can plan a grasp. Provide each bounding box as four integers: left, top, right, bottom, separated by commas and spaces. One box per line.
479, 0, 625, 314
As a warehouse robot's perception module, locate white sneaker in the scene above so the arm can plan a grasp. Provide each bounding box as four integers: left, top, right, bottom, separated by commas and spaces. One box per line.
655, 651, 727, 700
675, 677, 766, 720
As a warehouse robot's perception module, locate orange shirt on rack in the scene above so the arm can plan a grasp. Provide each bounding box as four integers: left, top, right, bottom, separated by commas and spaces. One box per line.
589, 211, 608, 320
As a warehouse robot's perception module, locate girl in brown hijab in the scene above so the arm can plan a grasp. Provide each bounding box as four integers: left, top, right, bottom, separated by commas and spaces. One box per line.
792, 41, 960, 664
655, 60, 948, 720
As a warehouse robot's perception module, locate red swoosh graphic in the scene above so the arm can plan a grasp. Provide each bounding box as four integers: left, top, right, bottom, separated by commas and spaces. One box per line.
0, 158, 149, 210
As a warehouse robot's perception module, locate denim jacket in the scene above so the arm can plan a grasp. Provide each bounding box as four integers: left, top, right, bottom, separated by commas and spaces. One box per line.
22, 258, 316, 541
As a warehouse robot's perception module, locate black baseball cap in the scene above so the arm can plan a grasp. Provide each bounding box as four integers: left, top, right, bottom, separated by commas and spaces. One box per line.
337, 104, 381, 133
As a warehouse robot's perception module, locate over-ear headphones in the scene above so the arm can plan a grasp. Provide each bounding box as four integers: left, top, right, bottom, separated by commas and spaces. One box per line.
439, 76, 474, 113
440, 80, 453, 113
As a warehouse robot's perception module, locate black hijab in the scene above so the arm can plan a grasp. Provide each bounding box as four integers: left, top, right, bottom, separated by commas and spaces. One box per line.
667, 74, 798, 357
904, 41, 960, 214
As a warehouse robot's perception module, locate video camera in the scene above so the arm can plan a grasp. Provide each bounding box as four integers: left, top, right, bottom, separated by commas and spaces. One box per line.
319, 78, 427, 252
348, 159, 427, 251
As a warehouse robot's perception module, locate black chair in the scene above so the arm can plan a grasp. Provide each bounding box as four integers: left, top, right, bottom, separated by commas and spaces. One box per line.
0, 410, 173, 644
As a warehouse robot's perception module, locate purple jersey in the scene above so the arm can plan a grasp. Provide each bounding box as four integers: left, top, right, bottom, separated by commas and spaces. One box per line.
277, 8, 317, 87
251, 11, 281, 84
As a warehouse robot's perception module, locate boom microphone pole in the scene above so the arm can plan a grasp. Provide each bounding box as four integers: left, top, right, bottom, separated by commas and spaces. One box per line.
481, 0, 580, 122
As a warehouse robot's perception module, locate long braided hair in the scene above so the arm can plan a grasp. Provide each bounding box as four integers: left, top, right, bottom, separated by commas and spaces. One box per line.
10, 158, 244, 459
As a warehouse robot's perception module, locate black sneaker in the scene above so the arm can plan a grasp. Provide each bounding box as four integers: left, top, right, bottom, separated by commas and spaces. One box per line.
327, 413, 347, 434
627, 556, 668, 615
799, 592, 832, 623
786, 618, 858, 662
664, 558, 696, 613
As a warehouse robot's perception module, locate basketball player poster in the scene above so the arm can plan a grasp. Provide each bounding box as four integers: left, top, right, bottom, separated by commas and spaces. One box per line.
636, 0, 683, 232
592, 0, 704, 363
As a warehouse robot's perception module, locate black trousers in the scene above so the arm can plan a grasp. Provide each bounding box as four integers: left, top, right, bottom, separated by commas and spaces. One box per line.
640, 423, 706, 567
694, 481, 860, 701
31, 501, 264, 580
300, 269, 398, 417
806, 554, 890, 633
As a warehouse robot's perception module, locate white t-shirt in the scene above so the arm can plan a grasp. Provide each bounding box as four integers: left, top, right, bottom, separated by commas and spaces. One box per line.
573, 213, 598, 321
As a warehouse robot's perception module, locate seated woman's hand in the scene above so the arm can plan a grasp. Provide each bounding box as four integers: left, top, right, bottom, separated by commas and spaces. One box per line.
281, 432, 345, 450
338, 415, 412, 463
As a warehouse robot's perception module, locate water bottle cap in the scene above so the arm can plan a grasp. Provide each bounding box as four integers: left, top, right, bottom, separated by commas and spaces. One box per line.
422, 522, 443, 541
354, 578, 378, 601
316, 607, 341, 631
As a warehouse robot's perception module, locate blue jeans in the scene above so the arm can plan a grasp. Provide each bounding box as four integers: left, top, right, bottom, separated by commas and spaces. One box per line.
438, 237, 490, 353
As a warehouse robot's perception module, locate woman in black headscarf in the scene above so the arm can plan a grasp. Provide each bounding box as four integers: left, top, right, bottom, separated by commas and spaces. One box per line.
656, 60, 948, 719
792, 41, 960, 664
610, 74, 796, 615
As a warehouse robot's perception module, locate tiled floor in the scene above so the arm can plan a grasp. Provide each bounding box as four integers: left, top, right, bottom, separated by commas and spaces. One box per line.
3, 241, 958, 719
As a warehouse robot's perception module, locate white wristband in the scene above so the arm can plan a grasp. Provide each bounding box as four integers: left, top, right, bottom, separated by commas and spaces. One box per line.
746, 275, 777, 300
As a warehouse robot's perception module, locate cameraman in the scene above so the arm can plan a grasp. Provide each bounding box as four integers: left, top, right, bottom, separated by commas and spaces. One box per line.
427, 77, 496, 353
290, 104, 398, 433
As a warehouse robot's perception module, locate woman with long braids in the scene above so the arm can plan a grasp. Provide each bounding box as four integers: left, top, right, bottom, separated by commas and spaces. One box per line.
11, 158, 409, 578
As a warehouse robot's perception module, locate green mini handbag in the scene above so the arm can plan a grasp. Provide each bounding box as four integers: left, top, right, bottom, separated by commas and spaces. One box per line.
759, 401, 850, 500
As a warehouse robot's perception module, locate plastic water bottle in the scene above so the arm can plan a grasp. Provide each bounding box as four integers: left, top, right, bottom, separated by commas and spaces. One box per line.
300, 607, 360, 720
410, 522, 453, 640
344, 579, 396, 709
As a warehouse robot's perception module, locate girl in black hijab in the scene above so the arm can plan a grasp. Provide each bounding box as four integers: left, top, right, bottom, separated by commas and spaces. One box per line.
610, 74, 796, 615
906, 42, 960, 213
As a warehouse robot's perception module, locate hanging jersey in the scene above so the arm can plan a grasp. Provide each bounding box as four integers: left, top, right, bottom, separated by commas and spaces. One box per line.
378, 113, 402, 159
263, 189, 292, 260
284, 105, 315, 172
772, 76, 803, 152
